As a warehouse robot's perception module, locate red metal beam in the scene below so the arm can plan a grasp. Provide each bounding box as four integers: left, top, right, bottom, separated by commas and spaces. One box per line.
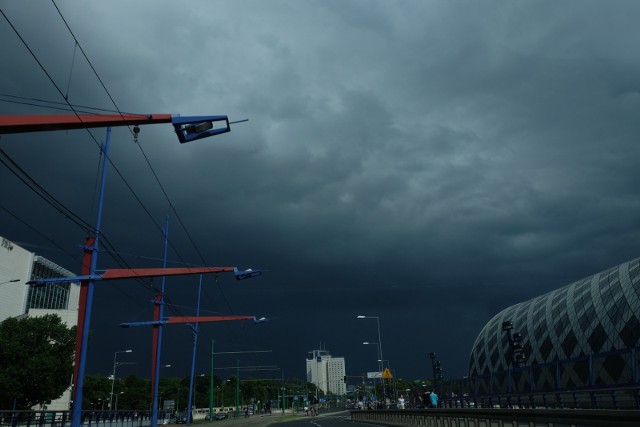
0, 113, 172, 134
101, 266, 235, 280
166, 315, 254, 324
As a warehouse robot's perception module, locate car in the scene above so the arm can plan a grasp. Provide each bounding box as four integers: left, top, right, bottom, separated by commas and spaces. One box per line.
215, 412, 227, 420
175, 413, 187, 424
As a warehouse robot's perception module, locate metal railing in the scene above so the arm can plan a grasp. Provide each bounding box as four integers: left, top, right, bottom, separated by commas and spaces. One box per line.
435, 345, 640, 410
351, 408, 640, 427
439, 385, 640, 410
0, 410, 166, 427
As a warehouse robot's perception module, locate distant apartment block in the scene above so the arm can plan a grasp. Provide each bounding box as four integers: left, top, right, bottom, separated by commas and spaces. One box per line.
306, 349, 346, 396
0, 235, 79, 410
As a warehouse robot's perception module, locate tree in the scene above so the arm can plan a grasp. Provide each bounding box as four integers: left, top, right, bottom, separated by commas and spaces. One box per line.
0, 314, 75, 409
82, 375, 112, 410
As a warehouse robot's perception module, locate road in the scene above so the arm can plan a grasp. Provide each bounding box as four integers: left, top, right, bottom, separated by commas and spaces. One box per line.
212, 411, 353, 427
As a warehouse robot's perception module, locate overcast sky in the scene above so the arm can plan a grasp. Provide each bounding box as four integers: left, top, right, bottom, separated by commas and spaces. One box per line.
2, 1, 640, 384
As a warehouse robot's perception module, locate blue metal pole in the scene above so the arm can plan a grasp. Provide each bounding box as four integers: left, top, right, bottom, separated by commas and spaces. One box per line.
151, 216, 170, 427
71, 127, 111, 427
186, 275, 203, 424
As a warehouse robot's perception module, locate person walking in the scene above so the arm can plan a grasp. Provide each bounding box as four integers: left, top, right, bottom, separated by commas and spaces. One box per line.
397, 395, 405, 409
429, 389, 438, 408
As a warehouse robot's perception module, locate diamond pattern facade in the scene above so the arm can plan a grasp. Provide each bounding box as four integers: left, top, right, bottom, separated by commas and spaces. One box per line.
469, 257, 640, 392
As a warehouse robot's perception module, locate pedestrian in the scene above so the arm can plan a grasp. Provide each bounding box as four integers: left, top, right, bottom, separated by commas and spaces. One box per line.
397, 395, 405, 409
429, 389, 438, 408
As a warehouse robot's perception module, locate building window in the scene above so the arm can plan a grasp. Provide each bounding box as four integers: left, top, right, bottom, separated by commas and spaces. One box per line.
26, 256, 73, 311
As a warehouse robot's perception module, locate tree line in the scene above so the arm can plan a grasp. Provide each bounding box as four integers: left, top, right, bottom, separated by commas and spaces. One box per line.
0, 314, 321, 411
0, 314, 438, 411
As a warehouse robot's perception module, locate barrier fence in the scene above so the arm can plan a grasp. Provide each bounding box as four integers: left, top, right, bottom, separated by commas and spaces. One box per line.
0, 410, 164, 427
435, 346, 640, 410
351, 408, 640, 427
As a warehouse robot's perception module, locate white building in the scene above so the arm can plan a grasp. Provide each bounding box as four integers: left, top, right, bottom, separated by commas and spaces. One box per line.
306, 349, 346, 396
0, 235, 80, 410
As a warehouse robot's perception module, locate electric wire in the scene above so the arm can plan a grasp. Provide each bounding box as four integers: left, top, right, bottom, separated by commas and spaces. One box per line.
0, 7, 103, 151
0, 148, 95, 234
4, 5, 246, 343
48, 1, 238, 318
0, 6, 176, 320
50, 0, 130, 127
0, 203, 82, 266
0, 147, 160, 297
0, 94, 151, 116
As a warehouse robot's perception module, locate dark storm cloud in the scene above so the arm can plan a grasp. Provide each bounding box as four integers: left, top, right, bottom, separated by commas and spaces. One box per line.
2, 1, 640, 379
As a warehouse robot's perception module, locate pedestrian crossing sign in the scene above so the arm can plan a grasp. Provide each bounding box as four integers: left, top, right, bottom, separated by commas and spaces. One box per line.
382, 368, 393, 379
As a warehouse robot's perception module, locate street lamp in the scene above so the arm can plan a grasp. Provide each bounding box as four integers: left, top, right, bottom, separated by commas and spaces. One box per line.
429, 352, 443, 382
362, 342, 380, 399
357, 315, 385, 400
114, 392, 124, 411
502, 320, 527, 366
109, 349, 133, 410
502, 320, 527, 394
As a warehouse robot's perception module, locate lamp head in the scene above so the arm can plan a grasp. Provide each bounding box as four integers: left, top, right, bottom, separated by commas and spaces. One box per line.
172, 115, 230, 143
234, 267, 263, 280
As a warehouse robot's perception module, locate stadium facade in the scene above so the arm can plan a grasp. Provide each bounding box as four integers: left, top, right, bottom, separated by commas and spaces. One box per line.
469, 257, 640, 393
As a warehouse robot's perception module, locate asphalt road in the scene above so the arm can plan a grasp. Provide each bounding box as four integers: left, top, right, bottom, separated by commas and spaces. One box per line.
202, 411, 353, 427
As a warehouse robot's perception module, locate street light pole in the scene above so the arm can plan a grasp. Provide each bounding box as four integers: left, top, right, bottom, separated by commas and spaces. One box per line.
115, 392, 124, 411
357, 315, 385, 401
362, 342, 379, 396
209, 339, 215, 419
109, 349, 133, 409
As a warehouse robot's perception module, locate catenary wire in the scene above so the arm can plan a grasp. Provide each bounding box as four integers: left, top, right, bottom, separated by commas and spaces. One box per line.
49, 1, 238, 317
4, 4, 244, 336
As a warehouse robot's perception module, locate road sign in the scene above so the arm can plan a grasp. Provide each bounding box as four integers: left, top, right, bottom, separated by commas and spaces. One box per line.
367, 371, 382, 378
382, 368, 393, 379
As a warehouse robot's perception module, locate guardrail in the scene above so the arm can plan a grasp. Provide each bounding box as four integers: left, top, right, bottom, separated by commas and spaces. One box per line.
437, 345, 640, 410
439, 385, 640, 410
350, 408, 640, 427
0, 410, 166, 427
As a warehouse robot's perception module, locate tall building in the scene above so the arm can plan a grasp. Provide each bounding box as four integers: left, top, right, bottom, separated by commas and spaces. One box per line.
0, 235, 80, 409
306, 349, 347, 396
469, 256, 640, 393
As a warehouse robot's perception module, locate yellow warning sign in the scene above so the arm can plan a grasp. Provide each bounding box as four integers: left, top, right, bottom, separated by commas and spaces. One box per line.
382, 368, 393, 379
